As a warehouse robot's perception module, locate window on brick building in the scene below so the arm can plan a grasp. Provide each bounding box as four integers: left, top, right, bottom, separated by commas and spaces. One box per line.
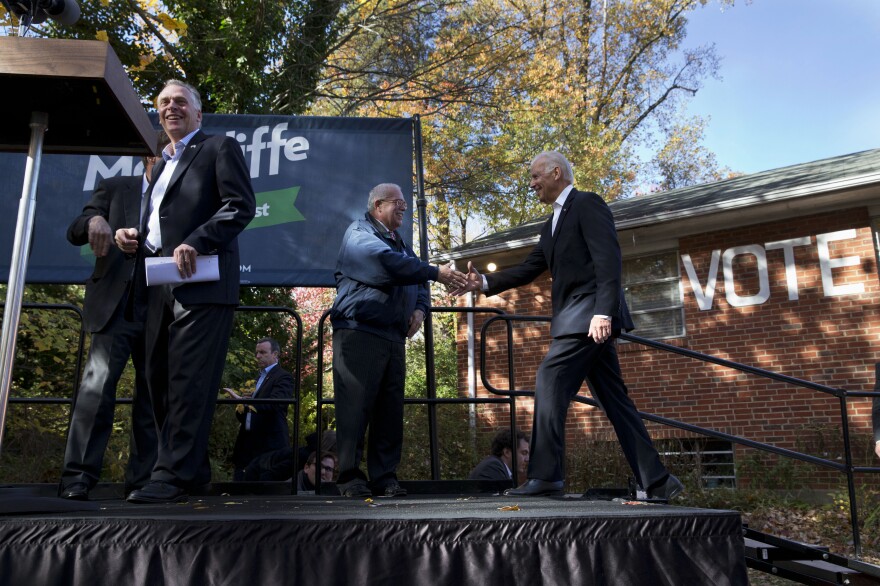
622, 250, 684, 339
872, 217, 880, 266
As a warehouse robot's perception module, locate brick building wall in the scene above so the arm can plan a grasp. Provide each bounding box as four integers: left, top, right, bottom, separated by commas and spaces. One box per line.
457, 206, 880, 489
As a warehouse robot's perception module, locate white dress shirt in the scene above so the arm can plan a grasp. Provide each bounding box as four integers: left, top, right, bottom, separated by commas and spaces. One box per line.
480, 184, 609, 320
145, 129, 200, 252
246, 362, 277, 430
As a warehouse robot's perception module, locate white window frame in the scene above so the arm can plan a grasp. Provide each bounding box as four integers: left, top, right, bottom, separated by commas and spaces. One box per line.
622, 249, 685, 340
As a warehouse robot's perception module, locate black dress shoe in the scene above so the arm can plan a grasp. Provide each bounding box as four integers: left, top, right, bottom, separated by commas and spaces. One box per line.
504, 478, 564, 497
340, 479, 372, 498
124, 481, 149, 498
380, 480, 407, 497
127, 481, 188, 504
60, 482, 89, 501
647, 474, 684, 502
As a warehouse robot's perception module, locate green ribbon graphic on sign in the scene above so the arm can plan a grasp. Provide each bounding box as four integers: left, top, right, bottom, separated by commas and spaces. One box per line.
80, 185, 304, 261
247, 186, 304, 229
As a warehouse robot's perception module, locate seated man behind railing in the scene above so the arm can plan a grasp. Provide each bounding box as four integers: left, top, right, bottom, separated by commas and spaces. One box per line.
469, 429, 530, 484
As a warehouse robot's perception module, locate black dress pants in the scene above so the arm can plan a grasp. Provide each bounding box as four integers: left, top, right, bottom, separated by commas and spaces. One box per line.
144, 284, 235, 489
528, 335, 668, 491
61, 300, 157, 490
333, 328, 405, 487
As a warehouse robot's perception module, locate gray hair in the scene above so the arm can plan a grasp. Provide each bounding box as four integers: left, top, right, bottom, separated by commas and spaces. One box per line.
532, 151, 574, 184
367, 183, 403, 212
157, 79, 203, 112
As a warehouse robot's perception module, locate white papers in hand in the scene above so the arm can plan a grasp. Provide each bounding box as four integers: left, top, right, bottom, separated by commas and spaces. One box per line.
144, 255, 220, 286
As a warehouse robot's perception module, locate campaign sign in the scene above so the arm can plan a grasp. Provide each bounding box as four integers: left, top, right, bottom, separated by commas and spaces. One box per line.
0, 114, 415, 286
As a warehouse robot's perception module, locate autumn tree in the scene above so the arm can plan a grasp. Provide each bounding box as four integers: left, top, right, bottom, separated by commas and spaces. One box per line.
2, 0, 736, 247
0, 0, 347, 114
302, 0, 534, 250
307, 0, 736, 251
646, 115, 737, 192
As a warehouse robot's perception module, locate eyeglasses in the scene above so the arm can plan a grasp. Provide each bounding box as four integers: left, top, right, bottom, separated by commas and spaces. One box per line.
320, 465, 336, 474
379, 198, 408, 210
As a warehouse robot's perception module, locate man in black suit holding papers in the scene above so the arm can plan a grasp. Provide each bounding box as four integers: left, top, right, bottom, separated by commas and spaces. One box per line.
115, 79, 256, 503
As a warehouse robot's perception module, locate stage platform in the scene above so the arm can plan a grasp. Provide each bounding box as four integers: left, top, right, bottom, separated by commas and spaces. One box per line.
0, 489, 747, 585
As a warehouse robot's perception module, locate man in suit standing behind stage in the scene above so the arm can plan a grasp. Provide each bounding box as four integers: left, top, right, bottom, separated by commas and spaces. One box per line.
59, 134, 167, 500
224, 337, 294, 480
455, 151, 682, 500
116, 79, 256, 503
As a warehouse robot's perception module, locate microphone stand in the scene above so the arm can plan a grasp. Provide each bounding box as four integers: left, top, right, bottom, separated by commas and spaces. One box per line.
0, 111, 48, 456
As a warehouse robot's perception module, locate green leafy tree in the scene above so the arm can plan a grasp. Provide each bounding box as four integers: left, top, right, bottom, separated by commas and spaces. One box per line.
2, 0, 347, 114
0, 284, 87, 481
3, 0, 738, 245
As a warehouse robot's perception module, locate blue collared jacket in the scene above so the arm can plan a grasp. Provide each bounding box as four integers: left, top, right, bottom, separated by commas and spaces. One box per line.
330, 214, 437, 343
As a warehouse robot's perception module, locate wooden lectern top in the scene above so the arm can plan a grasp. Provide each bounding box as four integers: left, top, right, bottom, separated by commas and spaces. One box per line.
0, 36, 156, 155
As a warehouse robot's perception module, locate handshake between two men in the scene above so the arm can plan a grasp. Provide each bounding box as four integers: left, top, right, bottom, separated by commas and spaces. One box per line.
418, 262, 483, 339
435, 261, 481, 294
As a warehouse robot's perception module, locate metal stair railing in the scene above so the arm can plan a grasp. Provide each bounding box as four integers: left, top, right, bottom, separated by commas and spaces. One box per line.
478, 313, 880, 559
313, 306, 522, 488
6, 302, 523, 494
2, 302, 304, 492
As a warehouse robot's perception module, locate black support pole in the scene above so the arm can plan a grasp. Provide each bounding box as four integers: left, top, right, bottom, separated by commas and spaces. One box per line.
412, 115, 441, 480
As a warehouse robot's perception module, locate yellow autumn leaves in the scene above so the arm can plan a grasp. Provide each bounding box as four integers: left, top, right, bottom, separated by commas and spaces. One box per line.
94, 3, 186, 74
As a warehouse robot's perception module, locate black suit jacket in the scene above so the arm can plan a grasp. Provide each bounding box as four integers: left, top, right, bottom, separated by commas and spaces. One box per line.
468, 455, 511, 481
232, 365, 295, 468
142, 130, 255, 305
67, 175, 143, 332
486, 189, 634, 337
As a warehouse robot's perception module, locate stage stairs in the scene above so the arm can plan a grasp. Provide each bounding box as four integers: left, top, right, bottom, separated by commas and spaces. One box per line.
744, 526, 880, 585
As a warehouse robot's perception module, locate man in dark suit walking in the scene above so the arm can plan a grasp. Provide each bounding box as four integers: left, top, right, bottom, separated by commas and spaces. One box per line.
224, 337, 294, 480
116, 79, 256, 503
59, 136, 166, 500
456, 151, 682, 500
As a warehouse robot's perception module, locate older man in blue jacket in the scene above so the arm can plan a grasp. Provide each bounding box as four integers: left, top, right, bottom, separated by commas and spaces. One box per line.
331, 183, 465, 497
